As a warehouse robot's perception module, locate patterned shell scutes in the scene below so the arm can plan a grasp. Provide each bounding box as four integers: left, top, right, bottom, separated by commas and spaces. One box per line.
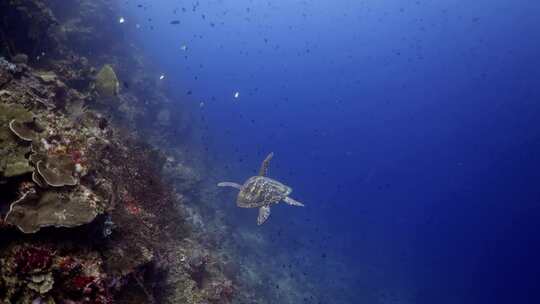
237, 176, 291, 208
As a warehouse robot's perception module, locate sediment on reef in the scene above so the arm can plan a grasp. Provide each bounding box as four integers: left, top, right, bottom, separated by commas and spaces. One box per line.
0, 1, 237, 303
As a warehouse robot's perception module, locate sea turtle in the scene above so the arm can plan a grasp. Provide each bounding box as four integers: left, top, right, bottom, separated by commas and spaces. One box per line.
218, 152, 305, 225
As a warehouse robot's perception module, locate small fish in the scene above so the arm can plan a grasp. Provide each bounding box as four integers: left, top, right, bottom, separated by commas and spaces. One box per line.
170, 20, 180, 25
119, 17, 125, 24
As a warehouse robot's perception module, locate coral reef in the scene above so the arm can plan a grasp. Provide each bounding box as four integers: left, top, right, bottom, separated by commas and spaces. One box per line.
0, 1, 238, 303
0, 244, 113, 303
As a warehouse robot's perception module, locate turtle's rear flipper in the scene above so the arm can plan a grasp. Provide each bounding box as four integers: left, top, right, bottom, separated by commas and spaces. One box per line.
257, 206, 271, 225
217, 182, 242, 190
284, 197, 305, 207
258, 152, 274, 176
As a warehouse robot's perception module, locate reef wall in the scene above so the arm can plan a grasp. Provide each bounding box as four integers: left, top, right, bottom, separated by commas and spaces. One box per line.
0, 1, 238, 303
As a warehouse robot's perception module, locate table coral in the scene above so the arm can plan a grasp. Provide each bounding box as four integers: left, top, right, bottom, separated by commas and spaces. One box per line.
0, 102, 34, 179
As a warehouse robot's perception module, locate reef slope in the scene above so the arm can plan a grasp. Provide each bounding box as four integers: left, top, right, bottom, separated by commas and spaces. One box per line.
0, 1, 235, 303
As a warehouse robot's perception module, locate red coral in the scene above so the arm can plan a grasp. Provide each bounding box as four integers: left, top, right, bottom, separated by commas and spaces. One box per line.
15, 246, 53, 273
71, 150, 83, 163
125, 202, 142, 215
70, 275, 95, 290
66, 276, 113, 304
58, 256, 81, 275
123, 193, 142, 215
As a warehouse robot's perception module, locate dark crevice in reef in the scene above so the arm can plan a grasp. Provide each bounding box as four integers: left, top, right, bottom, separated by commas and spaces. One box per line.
0, 0, 60, 60
0, 175, 27, 213
0, 1, 239, 303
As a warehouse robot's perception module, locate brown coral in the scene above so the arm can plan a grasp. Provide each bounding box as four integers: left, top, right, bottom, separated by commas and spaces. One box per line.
95, 64, 119, 98
36, 154, 78, 187
9, 119, 37, 142
5, 186, 101, 233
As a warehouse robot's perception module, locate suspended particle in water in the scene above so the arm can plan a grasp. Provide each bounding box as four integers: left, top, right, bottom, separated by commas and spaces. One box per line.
233, 91, 240, 99
159, 74, 165, 80
180, 45, 188, 51
119, 17, 125, 24
200, 101, 205, 108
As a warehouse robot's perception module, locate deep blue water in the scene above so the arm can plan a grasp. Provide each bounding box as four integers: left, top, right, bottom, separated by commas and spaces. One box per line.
122, 1, 540, 303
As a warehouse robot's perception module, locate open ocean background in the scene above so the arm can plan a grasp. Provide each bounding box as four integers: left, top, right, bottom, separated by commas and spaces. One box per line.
121, 1, 540, 303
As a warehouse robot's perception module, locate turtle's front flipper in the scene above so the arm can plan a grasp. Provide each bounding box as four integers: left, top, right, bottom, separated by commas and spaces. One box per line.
283, 196, 305, 207
258, 152, 274, 176
257, 206, 271, 225
217, 182, 242, 190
